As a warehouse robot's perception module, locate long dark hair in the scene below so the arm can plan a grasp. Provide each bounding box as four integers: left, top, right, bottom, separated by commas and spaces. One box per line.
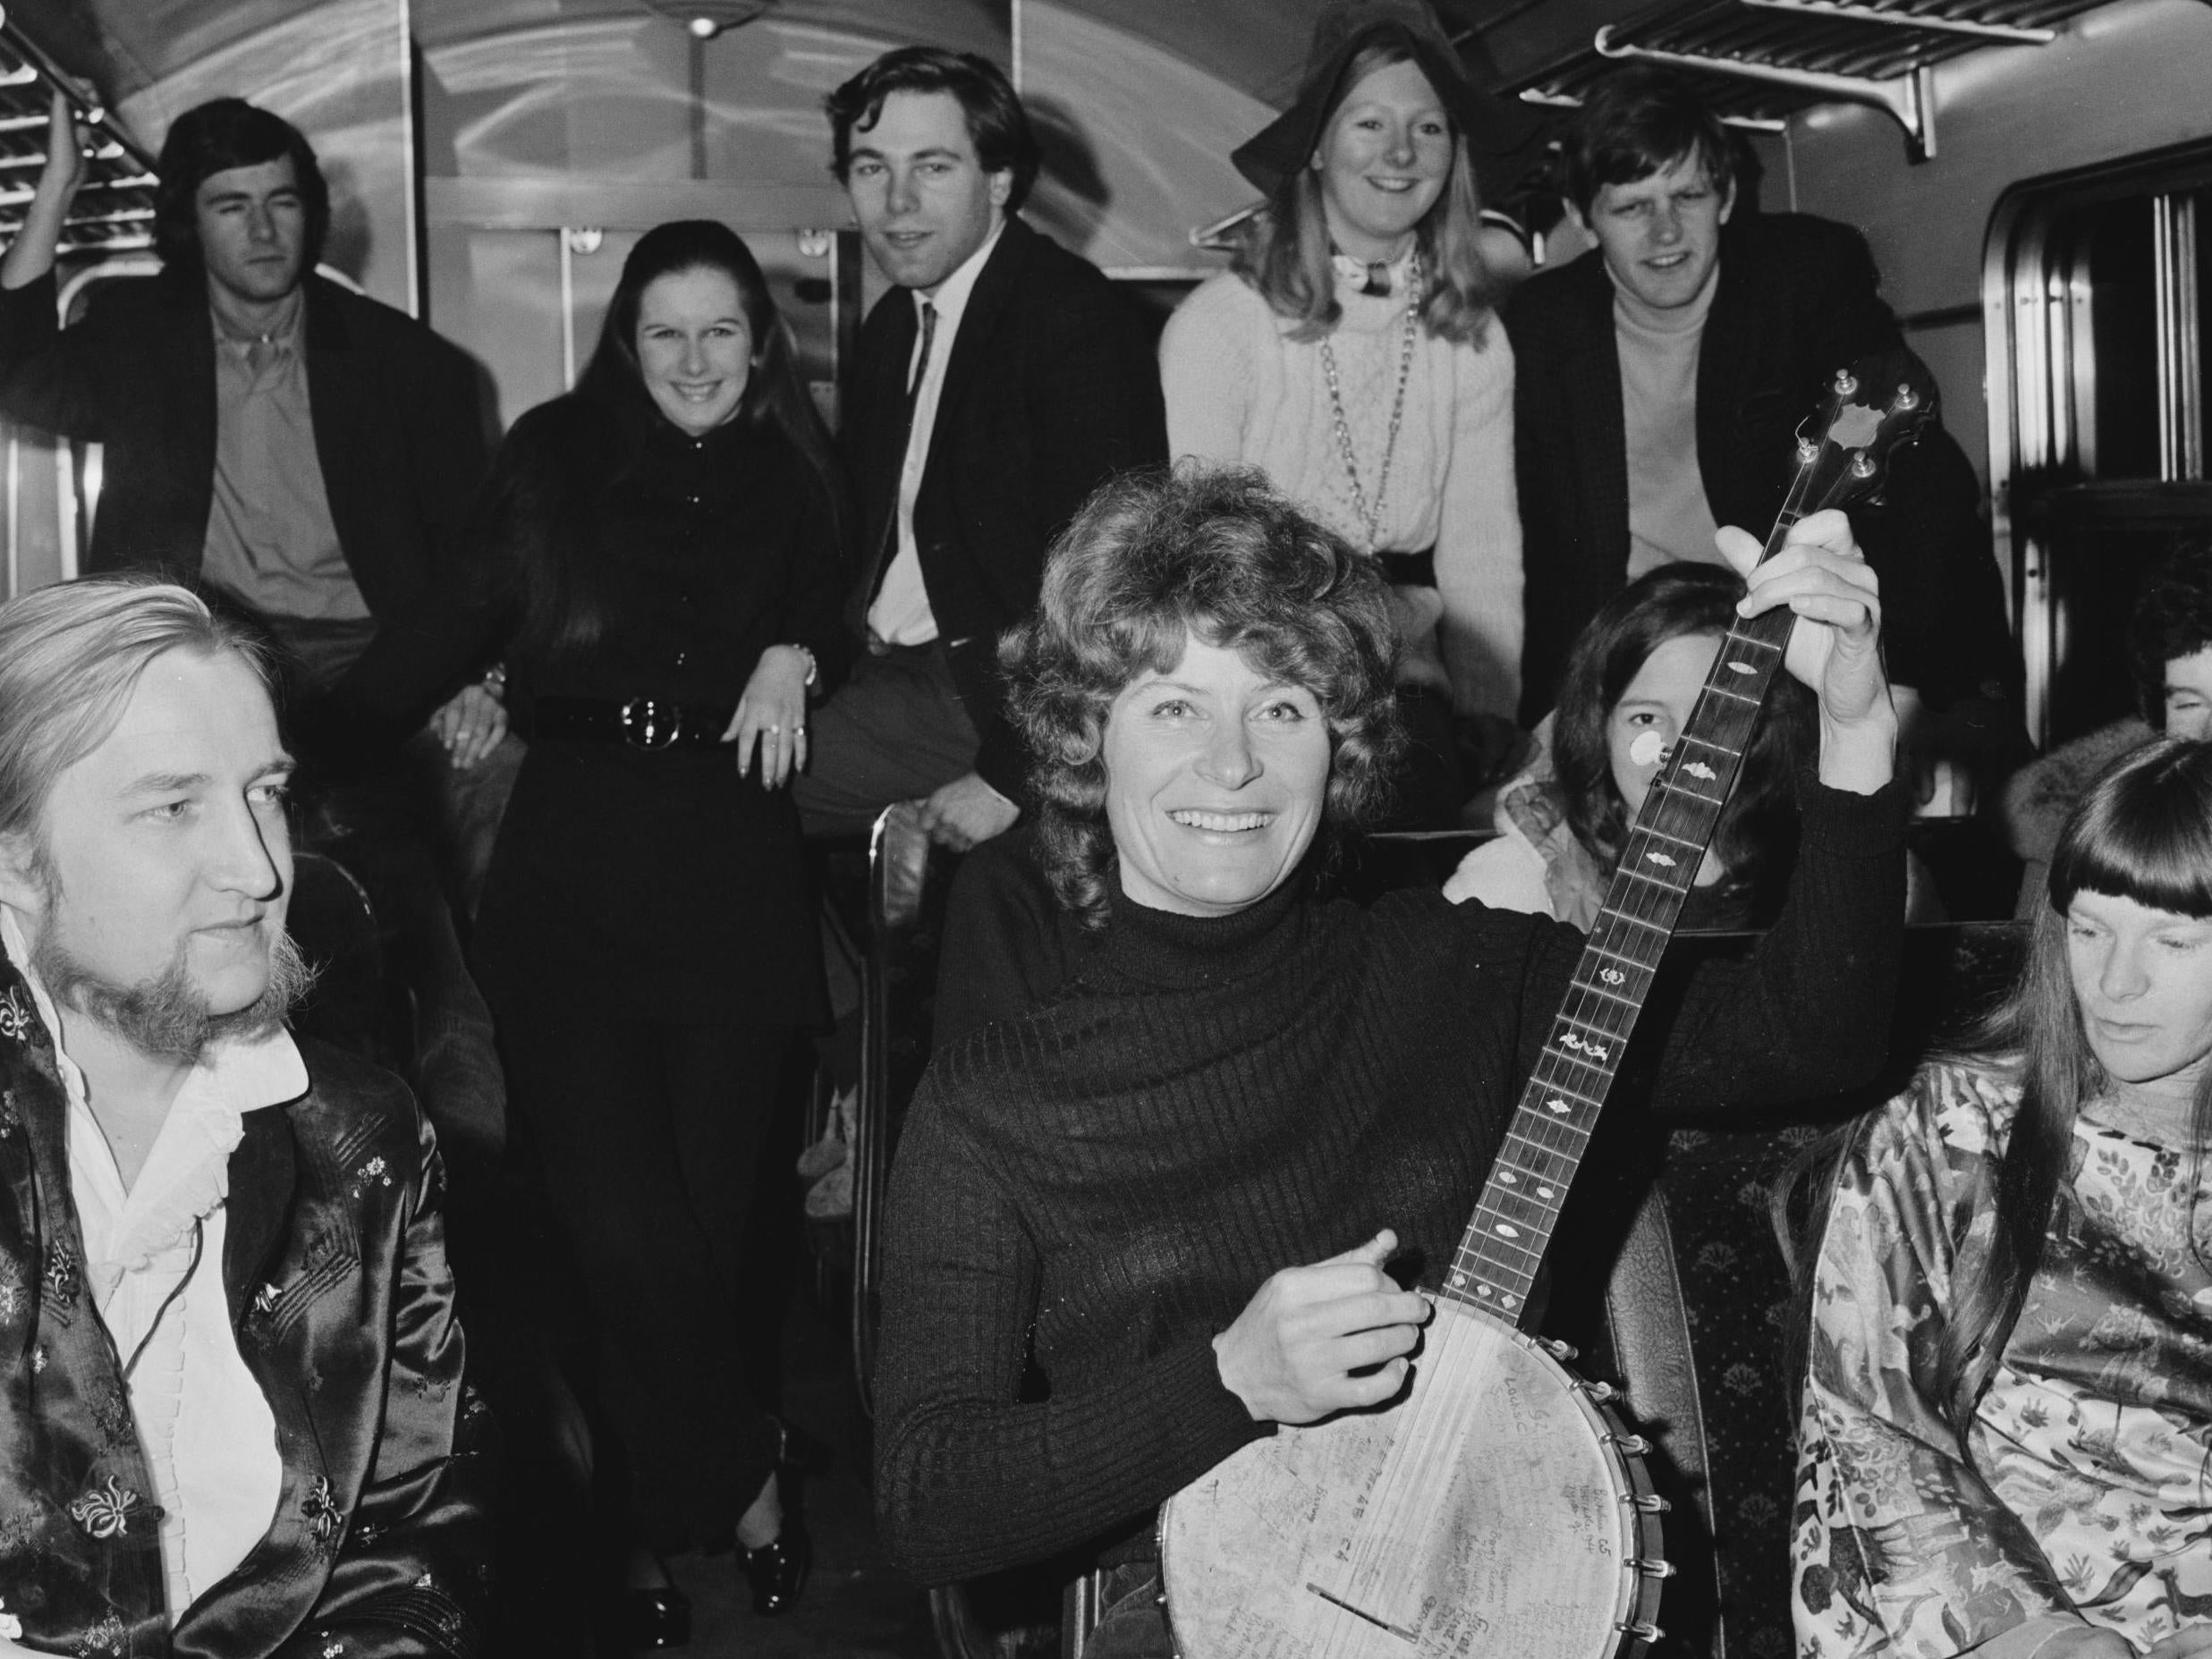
1788, 738, 2212, 1456
1233, 37, 1499, 346
1549, 563, 1811, 893
512, 221, 844, 658
1936, 739, 2212, 1446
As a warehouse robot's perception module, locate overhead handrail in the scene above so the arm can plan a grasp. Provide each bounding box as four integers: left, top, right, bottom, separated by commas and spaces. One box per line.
1590, 22, 1941, 159
1734, 0, 2054, 42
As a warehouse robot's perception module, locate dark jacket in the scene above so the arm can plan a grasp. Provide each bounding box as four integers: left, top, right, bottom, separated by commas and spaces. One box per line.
0, 963, 492, 1659
1504, 213, 2017, 725
845, 216, 1168, 799
0, 270, 489, 730
465, 394, 851, 1024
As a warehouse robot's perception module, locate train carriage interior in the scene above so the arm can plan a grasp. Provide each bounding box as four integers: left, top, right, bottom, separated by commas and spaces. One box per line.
0, 0, 2208, 1655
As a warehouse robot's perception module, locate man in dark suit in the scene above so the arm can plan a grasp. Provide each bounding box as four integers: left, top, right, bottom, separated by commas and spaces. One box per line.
0, 94, 488, 741
0, 93, 503, 1157
1506, 68, 2019, 798
799, 47, 1167, 851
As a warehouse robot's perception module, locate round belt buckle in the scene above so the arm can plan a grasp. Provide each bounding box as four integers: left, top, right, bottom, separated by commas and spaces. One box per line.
619, 698, 682, 750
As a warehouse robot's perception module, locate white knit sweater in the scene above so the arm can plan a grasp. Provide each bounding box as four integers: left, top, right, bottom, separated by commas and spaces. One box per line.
1159, 268, 1523, 718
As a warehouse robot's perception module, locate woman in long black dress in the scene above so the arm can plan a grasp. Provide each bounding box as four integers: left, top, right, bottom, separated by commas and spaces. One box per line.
462, 221, 846, 1635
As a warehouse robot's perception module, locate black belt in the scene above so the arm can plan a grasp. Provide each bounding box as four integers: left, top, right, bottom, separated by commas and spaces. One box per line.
534, 696, 733, 751
1374, 547, 1437, 588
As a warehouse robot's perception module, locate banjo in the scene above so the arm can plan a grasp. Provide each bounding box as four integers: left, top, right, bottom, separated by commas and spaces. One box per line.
1157, 354, 1935, 1659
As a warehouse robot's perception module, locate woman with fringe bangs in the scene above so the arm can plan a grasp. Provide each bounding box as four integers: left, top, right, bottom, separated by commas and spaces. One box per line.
1157, 1, 1535, 823
1791, 738, 2212, 1659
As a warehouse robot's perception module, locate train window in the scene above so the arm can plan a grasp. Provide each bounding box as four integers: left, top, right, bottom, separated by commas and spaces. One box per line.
1990, 148, 2212, 745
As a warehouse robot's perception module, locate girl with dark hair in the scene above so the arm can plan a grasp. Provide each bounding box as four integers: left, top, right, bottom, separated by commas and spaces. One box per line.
1157, 1, 1534, 818
1446, 564, 1816, 929
1792, 739, 2212, 1659
453, 220, 847, 1638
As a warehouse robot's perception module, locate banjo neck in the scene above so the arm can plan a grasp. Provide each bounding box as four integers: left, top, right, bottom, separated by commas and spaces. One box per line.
1155, 354, 1937, 1659
1445, 595, 1791, 1325
1442, 362, 1933, 1331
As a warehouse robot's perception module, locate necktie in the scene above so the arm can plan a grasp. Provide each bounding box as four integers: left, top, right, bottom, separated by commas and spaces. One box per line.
907, 300, 938, 399
869, 300, 940, 607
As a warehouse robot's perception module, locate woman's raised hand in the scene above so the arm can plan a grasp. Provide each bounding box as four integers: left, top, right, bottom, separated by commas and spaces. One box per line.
1212, 1229, 1433, 1426
725, 644, 812, 789
1716, 507, 1896, 795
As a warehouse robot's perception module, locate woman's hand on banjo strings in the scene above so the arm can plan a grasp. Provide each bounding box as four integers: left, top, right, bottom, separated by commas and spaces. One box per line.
1213, 1229, 1434, 1426
726, 645, 813, 789
1716, 508, 1897, 796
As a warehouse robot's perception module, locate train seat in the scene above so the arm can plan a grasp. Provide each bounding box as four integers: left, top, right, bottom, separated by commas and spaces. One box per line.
1592, 920, 2028, 1659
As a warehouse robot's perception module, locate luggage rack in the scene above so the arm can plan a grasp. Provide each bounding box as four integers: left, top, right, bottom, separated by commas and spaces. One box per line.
1497, 0, 2117, 160
0, 16, 155, 256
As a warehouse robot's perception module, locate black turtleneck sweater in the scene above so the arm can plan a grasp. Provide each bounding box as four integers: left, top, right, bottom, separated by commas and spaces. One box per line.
875, 779, 1904, 1585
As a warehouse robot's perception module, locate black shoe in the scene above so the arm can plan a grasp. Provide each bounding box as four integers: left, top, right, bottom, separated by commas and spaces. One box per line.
739, 1519, 810, 1617
621, 1584, 691, 1649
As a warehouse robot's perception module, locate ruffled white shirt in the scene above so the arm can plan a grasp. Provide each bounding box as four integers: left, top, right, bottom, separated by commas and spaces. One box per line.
1, 912, 292, 1622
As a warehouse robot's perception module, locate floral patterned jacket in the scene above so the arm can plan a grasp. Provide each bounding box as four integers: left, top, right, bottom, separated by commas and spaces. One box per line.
0, 961, 494, 1658
1792, 1059, 2212, 1657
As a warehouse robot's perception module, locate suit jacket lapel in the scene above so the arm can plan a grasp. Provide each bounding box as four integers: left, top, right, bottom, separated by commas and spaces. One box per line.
854, 293, 918, 559
924, 217, 1027, 484
1558, 259, 1631, 575
1696, 224, 1768, 525
162, 278, 221, 565
301, 278, 371, 574
223, 1101, 297, 1327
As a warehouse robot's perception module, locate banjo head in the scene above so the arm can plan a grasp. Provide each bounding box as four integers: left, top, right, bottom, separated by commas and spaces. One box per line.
1158, 1305, 1664, 1659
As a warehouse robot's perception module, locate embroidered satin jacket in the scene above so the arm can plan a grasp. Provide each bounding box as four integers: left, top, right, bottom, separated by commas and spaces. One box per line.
0, 959, 493, 1658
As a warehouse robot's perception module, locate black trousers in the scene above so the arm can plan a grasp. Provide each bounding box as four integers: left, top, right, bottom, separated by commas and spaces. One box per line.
489, 988, 791, 1553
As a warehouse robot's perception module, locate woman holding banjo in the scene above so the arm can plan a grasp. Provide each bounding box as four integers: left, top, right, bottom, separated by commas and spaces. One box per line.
872, 462, 1903, 1656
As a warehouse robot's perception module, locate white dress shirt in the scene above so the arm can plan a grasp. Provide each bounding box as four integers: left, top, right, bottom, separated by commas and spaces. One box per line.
867, 219, 1006, 648
1, 911, 292, 1622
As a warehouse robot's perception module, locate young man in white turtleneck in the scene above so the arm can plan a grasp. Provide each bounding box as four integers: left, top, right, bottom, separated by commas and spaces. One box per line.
1504, 65, 2021, 803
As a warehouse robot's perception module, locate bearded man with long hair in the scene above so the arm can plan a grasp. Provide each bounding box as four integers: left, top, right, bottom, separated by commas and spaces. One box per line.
0, 575, 489, 1659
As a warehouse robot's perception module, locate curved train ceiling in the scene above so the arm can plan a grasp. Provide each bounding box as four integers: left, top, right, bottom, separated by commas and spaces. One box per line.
0, 0, 2164, 286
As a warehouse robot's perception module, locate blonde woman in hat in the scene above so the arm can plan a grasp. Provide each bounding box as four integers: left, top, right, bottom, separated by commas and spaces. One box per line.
1159, 0, 1534, 823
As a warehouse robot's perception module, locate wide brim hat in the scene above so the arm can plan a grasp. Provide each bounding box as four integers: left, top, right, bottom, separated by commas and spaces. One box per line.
1231, 0, 1545, 199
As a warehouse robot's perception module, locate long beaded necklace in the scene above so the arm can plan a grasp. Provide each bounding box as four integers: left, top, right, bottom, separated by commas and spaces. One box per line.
1318, 250, 1421, 555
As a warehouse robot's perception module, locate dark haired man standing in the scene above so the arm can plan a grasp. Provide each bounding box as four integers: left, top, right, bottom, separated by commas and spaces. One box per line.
1506, 68, 2020, 800
0, 93, 502, 1156
798, 47, 1166, 850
